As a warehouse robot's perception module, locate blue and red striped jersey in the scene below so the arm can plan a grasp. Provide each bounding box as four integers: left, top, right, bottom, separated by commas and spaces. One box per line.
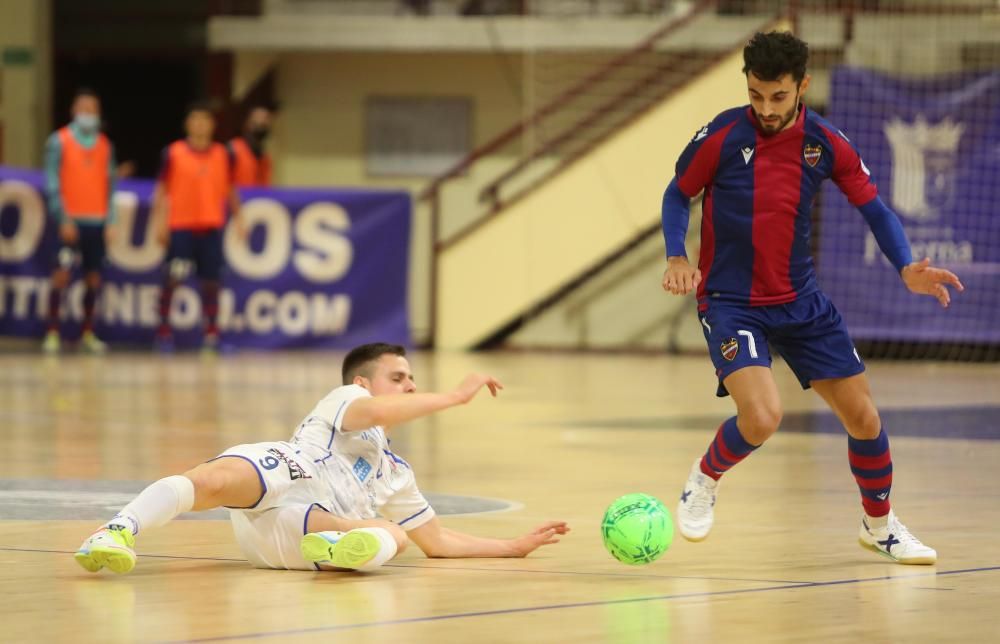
674, 104, 878, 310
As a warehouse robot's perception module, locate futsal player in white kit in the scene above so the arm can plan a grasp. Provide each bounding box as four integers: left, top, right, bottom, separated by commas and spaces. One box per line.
75, 343, 569, 573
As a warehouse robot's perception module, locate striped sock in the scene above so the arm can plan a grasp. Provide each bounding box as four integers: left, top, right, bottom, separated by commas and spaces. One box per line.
848, 428, 892, 518
700, 416, 759, 481
47, 287, 62, 332
201, 280, 219, 336
158, 279, 176, 336
82, 286, 98, 333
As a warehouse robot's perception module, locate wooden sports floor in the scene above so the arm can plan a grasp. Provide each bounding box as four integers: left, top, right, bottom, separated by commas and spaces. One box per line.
2, 348, 998, 643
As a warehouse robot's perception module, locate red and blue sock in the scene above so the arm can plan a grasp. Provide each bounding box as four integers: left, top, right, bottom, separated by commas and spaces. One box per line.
848, 428, 892, 518
700, 416, 759, 480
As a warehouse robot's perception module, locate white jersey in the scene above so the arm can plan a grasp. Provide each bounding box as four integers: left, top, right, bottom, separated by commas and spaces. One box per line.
220, 384, 434, 570
288, 384, 434, 530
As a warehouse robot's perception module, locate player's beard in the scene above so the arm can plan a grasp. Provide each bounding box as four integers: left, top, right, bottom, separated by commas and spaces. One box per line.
752, 91, 800, 135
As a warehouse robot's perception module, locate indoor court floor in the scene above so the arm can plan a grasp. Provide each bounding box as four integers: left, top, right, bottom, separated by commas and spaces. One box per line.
2, 348, 998, 642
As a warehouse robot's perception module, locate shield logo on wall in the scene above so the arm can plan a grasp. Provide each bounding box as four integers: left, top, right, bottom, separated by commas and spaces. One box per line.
883, 115, 964, 221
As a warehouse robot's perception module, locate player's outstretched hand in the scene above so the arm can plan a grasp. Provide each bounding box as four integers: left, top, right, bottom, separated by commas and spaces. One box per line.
509, 521, 571, 557
901, 257, 964, 308
662, 256, 702, 296
453, 373, 504, 404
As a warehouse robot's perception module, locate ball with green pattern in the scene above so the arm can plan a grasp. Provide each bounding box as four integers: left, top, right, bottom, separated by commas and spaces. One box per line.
601, 493, 673, 565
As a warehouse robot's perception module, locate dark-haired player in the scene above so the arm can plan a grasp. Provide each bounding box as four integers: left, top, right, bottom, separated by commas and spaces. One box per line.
75, 342, 568, 573
662, 32, 962, 564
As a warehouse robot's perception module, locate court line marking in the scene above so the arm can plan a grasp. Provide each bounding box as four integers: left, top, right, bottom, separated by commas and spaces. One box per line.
0, 546, 811, 584
3, 546, 997, 642
154, 565, 1000, 643
382, 561, 812, 585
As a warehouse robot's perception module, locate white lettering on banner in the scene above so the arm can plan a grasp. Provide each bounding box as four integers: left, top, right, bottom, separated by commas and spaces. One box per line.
10, 275, 39, 318
294, 202, 354, 283
0, 275, 47, 318
1, 182, 359, 285
107, 191, 165, 272
310, 293, 351, 335
277, 291, 310, 336
236, 289, 350, 336
2, 274, 353, 337
171, 286, 201, 331
138, 285, 159, 327
218, 288, 235, 330
225, 198, 291, 280
863, 231, 973, 266
245, 289, 277, 333
0, 180, 46, 263
102, 282, 135, 325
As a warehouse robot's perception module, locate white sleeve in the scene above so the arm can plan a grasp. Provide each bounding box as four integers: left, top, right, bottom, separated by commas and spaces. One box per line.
310, 384, 371, 433
380, 473, 436, 531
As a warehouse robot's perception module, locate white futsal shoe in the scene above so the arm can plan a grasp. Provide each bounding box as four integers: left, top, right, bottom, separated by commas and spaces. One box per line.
677, 458, 719, 542
859, 510, 937, 565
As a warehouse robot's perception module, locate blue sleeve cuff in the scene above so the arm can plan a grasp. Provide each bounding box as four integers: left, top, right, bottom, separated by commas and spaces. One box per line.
661, 178, 690, 258
858, 196, 913, 273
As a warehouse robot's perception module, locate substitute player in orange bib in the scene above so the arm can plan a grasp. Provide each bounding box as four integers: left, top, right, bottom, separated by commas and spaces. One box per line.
75, 343, 569, 573
151, 102, 243, 352
229, 105, 273, 187
42, 88, 117, 354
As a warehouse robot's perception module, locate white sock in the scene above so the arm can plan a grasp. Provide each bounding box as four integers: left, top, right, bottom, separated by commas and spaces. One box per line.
866, 512, 890, 529
352, 527, 399, 571
104, 475, 195, 536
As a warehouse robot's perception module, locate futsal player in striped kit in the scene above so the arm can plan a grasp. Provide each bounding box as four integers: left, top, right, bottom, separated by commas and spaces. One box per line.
75, 343, 569, 574
661, 32, 963, 564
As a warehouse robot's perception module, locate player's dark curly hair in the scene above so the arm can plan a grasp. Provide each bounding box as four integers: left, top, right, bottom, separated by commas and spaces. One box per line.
742, 31, 809, 84
342, 342, 407, 384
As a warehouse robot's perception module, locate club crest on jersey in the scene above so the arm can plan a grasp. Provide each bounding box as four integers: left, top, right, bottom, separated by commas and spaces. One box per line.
803, 144, 822, 167
720, 338, 739, 361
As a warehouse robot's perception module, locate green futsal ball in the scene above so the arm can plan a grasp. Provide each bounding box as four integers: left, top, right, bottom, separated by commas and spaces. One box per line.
601, 493, 673, 565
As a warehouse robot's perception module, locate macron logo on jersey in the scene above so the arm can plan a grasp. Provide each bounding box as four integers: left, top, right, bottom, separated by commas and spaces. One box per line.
694, 126, 709, 142
741, 146, 755, 164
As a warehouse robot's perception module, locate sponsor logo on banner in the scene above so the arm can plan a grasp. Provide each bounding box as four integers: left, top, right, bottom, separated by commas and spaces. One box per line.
0, 168, 411, 348
721, 338, 739, 361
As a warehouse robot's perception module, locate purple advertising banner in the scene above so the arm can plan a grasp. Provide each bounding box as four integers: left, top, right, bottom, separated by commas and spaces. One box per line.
819, 67, 1000, 342
0, 167, 411, 349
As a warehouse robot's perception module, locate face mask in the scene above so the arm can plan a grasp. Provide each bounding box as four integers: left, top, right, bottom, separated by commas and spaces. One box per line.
74, 114, 100, 133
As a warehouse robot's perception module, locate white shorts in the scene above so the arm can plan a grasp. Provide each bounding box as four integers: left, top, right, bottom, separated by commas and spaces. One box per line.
228, 501, 332, 571
214, 441, 339, 570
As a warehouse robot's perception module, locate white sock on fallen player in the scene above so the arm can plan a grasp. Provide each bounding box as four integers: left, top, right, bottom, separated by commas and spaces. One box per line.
103, 475, 196, 536
351, 527, 399, 571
